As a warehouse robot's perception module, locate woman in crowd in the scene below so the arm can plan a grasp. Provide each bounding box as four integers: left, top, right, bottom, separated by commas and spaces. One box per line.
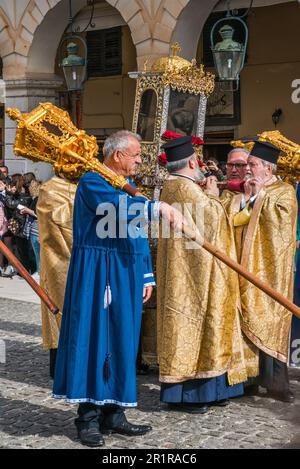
20, 179, 41, 281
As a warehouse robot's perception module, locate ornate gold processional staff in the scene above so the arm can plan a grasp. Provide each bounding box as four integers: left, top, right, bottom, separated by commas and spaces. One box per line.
5, 103, 300, 319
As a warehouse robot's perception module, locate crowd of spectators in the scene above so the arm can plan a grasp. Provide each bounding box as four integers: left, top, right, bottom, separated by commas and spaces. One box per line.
0, 166, 40, 281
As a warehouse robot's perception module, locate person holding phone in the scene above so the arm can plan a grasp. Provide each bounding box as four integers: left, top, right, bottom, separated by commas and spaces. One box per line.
205, 158, 226, 181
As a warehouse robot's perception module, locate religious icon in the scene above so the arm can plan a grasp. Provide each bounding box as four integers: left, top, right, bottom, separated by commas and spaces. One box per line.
167, 91, 200, 137
136, 89, 157, 142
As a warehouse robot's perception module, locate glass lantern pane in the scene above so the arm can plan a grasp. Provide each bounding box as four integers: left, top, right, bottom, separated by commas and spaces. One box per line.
63, 65, 86, 91
213, 50, 244, 81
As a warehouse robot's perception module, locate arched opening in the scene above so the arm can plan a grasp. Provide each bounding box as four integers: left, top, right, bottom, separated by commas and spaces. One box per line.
171, 0, 219, 60
27, 0, 88, 76
27, 0, 137, 139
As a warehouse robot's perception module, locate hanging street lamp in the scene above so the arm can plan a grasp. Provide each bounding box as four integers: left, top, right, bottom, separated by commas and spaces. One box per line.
58, 0, 95, 127
210, 2, 252, 90
61, 41, 87, 92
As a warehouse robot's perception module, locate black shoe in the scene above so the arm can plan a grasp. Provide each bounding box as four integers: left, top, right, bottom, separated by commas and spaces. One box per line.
211, 399, 230, 407
267, 390, 295, 403
244, 385, 260, 397
77, 427, 105, 447
137, 363, 150, 375
102, 420, 152, 436
167, 403, 209, 414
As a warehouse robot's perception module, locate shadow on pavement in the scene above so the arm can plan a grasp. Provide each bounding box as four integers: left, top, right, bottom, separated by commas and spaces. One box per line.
0, 319, 42, 337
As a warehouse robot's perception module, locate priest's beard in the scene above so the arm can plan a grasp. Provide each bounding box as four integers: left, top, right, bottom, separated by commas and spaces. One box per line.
194, 167, 205, 183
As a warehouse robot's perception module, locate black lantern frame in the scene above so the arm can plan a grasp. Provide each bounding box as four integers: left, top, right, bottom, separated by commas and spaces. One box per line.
60, 35, 87, 92
210, 15, 248, 91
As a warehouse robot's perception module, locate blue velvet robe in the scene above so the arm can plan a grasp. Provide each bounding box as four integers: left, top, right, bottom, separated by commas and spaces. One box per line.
290, 184, 300, 368
160, 375, 243, 404
53, 172, 157, 407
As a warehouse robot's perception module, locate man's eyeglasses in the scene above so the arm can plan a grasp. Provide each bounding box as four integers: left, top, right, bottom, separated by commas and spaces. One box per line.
119, 150, 141, 159
226, 163, 248, 169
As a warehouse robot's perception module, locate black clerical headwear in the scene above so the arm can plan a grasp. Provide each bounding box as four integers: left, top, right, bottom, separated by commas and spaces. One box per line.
250, 140, 280, 164
162, 136, 194, 162
240, 137, 281, 164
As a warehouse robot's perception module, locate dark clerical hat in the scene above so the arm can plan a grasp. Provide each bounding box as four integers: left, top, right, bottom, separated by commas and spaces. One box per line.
162, 136, 194, 163
240, 136, 281, 164
250, 140, 280, 164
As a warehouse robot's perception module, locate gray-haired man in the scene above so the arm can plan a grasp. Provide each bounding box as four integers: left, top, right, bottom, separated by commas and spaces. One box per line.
53, 130, 184, 447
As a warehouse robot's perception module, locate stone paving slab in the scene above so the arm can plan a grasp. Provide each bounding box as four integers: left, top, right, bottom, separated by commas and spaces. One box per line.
0, 298, 299, 449
0, 277, 39, 304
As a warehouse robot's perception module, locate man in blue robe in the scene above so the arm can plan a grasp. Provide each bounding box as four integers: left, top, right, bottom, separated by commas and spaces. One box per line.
53, 130, 182, 446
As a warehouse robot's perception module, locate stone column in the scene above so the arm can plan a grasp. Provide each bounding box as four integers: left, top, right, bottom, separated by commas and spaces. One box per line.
4, 77, 63, 181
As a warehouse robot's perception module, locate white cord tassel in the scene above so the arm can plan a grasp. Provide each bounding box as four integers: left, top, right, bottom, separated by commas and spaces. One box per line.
104, 285, 112, 309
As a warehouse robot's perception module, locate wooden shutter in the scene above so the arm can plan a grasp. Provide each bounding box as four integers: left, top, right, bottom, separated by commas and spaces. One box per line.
87, 27, 122, 78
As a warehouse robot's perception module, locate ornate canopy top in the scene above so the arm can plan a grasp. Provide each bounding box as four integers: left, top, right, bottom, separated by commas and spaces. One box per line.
151, 43, 192, 73
145, 43, 215, 97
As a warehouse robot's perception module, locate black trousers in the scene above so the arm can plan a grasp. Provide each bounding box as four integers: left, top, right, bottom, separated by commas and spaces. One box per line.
49, 349, 57, 379
247, 350, 289, 393
15, 237, 36, 274
75, 403, 125, 431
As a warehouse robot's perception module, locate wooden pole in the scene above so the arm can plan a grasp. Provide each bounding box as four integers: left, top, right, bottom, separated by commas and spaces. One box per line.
0, 240, 59, 315
182, 224, 300, 319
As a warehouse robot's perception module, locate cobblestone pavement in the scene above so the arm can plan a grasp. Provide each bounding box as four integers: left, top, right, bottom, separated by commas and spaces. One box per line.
0, 298, 299, 449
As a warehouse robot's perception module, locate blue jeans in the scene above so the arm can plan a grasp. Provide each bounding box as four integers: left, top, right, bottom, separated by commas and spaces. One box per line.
30, 234, 40, 273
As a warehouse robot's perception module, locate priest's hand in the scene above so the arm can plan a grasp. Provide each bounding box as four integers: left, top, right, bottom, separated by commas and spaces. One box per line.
204, 176, 219, 197
247, 176, 264, 196
197, 178, 206, 190
244, 178, 252, 201
143, 286, 153, 304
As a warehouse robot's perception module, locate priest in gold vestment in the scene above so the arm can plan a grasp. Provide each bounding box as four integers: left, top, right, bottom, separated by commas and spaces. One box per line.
37, 176, 77, 377
227, 141, 297, 402
157, 137, 247, 413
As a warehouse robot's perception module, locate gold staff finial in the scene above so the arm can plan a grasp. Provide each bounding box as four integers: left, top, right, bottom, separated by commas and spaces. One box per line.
6, 107, 23, 122
171, 42, 181, 57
